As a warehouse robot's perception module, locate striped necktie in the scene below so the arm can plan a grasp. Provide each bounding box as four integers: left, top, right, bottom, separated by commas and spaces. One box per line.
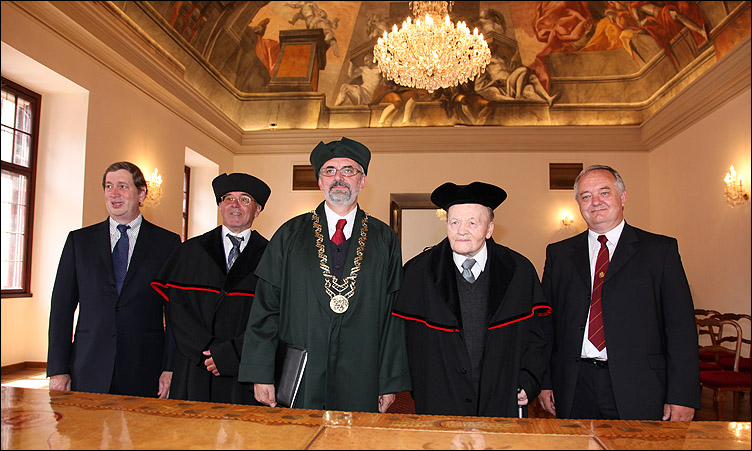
227, 234, 243, 270
588, 235, 610, 351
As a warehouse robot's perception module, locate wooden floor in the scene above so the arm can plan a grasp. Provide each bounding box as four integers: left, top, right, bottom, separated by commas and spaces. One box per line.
2, 367, 749, 422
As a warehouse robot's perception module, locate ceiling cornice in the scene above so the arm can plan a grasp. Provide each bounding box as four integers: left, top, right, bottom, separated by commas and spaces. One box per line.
640, 36, 751, 149
7, 1, 750, 155
8, 0, 244, 151
237, 124, 646, 154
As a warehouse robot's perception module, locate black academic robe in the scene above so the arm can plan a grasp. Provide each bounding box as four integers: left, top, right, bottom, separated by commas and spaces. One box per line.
239, 202, 411, 412
393, 237, 550, 417
152, 226, 267, 404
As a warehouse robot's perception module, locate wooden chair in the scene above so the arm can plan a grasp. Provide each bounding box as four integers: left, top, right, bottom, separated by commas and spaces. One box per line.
695, 309, 721, 348
695, 308, 721, 318
714, 313, 751, 373
697, 317, 752, 421
696, 313, 724, 371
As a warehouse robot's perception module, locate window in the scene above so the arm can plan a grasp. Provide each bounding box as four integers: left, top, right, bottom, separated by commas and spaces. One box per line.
182, 166, 190, 242
292, 164, 318, 190
549, 163, 583, 190
1, 78, 40, 297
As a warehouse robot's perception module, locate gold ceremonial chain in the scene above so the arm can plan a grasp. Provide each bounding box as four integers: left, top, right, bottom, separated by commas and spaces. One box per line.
312, 210, 368, 313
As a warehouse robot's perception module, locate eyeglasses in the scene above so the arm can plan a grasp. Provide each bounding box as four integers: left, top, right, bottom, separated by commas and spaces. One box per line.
319, 166, 361, 177
221, 194, 254, 206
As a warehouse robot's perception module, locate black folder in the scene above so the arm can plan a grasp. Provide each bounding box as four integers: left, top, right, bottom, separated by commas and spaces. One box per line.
274, 342, 308, 408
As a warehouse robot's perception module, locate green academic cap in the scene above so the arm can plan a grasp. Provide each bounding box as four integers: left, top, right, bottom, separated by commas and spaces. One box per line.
309, 137, 371, 179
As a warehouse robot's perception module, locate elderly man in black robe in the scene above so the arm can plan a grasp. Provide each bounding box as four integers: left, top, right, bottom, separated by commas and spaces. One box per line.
393, 182, 550, 417
239, 137, 410, 412
152, 173, 271, 404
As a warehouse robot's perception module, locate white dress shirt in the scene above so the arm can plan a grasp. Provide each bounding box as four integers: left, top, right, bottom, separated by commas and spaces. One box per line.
109, 214, 143, 270
221, 225, 252, 261
452, 243, 488, 280
581, 219, 625, 360
324, 202, 358, 241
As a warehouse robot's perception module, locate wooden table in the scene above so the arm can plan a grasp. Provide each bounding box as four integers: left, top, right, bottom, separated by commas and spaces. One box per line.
1, 386, 749, 449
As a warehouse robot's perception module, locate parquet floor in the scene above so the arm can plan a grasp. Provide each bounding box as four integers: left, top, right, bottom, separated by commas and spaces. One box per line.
2, 368, 749, 422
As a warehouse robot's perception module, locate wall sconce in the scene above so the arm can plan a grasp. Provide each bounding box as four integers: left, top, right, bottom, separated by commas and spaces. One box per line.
144, 168, 163, 207
724, 165, 749, 207
561, 212, 575, 227
436, 209, 447, 221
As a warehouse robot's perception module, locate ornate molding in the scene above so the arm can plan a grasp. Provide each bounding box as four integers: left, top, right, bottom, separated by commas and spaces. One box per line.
6, 1, 750, 155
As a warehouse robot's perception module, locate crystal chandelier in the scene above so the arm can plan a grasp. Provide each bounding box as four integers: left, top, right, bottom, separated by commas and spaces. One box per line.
373, 1, 491, 93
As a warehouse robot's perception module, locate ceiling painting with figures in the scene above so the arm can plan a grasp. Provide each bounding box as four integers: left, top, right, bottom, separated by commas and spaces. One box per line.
112, 1, 749, 130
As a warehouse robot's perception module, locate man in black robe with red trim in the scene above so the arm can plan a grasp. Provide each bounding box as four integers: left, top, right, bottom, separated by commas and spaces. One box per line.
393, 182, 550, 417
152, 173, 270, 404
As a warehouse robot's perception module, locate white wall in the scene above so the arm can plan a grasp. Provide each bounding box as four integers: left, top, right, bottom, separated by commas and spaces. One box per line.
236, 151, 650, 276
1, 43, 89, 366
402, 209, 448, 263
185, 147, 219, 239
649, 88, 751, 318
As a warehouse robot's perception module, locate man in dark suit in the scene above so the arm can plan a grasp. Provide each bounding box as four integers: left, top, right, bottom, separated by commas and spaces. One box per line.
538, 164, 700, 421
47, 161, 181, 398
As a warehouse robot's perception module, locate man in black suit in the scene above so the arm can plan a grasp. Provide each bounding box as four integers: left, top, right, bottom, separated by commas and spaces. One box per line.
538, 164, 700, 421
47, 161, 181, 398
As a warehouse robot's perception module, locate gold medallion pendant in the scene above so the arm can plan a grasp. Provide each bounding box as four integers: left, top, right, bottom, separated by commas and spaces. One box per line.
311, 210, 369, 315
330, 295, 349, 313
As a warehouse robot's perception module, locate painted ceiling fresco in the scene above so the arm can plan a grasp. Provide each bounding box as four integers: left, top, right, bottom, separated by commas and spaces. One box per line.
116, 1, 750, 130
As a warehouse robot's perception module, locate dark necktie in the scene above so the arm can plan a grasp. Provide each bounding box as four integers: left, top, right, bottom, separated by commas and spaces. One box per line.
112, 224, 130, 295
588, 235, 610, 351
227, 234, 243, 270
461, 258, 476, 283
332, 219, 346, 246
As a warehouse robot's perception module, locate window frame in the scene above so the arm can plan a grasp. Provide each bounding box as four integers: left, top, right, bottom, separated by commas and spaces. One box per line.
1, 77, 41, 298
182, 165, 191, 242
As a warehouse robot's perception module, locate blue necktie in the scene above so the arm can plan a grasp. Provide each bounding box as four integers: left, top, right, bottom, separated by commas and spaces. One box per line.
112, 224, 130, 294
227, 234, 243, 270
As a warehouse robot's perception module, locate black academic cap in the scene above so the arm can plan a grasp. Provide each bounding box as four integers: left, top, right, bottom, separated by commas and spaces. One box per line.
212, 173, 271, 209
430, 181, 507, 211
309, 137, 371, 179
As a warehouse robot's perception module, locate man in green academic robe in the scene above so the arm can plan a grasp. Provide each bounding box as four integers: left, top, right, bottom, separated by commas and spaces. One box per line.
239, 137, 410, 413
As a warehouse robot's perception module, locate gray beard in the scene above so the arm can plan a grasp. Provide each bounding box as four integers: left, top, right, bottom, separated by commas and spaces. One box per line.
327, 187, 353, 206
326, 181, 355, 206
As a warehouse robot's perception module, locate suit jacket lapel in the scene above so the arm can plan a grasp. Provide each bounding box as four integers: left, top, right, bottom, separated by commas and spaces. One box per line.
95, 219, 115, 285
571, 231, 591, 289
606, 222, 638, 282
121, 219, 155, 293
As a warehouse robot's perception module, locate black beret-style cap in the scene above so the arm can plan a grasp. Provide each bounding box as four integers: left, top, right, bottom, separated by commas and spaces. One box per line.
309, 137, 371, 179
431, 181, 508, 211
212, 173, 271, 209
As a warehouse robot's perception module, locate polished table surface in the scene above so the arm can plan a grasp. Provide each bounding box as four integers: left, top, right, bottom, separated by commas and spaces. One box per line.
1, 386, 749, 450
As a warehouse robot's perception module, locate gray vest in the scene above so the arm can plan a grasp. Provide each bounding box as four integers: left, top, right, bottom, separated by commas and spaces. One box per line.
456, 265, 489, 397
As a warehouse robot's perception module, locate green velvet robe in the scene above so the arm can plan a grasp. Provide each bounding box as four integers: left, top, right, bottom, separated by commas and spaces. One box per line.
239, 202, 411, 412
